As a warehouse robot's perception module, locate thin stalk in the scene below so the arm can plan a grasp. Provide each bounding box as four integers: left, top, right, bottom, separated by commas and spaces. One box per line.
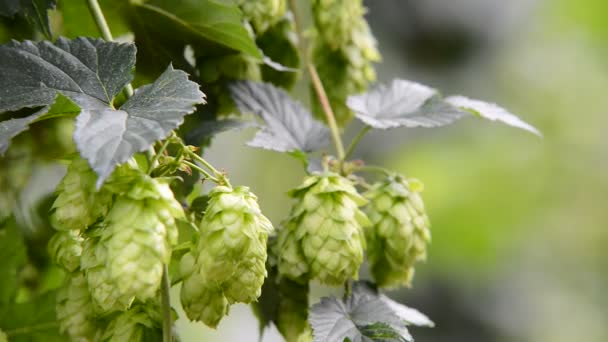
185, 151, 232, 187
288, 0, 346, 160
344, 125, 371, 160
86, 0, 134, 97
161, 266, 172, 342
343, 280, 352, 301
183, 160, 220, 183
147, 139, 171, 175
355, 165, 394, 177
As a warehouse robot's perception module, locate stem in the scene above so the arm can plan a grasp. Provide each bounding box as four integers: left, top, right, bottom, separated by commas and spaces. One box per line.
344, 126, 371, 160
355, 165, 394, 177
183, 160, 220, 183
86, 0, 134, 97
343, 280, 352, 301
185, 150, 232, 187
288, 0, 346, 160
161, 266, 173, 342
148, 139, 171, 175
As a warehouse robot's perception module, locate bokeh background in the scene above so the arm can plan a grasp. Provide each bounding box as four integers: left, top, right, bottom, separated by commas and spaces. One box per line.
177, 0, 608, 341
1, 0, 606, 341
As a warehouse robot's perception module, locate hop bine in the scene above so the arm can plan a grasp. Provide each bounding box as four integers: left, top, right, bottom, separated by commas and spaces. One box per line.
180, 185, 273, 327
364, 174, 431, 288
277, 172, 370, 285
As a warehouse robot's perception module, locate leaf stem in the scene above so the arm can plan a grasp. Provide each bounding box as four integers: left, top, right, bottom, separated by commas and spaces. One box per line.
182, 160, 220, 183
185, 150, 232, 187
344, 126, 371, 160
86, 0, 134, 97
161, 266, 173, 342
288, 0, 345, 160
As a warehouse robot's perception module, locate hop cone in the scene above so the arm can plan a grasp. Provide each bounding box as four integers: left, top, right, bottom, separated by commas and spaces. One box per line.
237, 0, 286, 34
365, 175, 431, 288
101, 173, 183, 303
56, 272, 98, 341
51, 157, 112, 231
99, 304, 162, 342
81, 230, 133, 313
48, 230, 83, 272
310, 0, 380, 124
180, 186, 273, 326
277, 172, 370, 285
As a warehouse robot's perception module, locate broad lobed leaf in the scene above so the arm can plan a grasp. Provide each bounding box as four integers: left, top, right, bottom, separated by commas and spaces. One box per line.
348, 78, 540, 135
229, 80, 331, 154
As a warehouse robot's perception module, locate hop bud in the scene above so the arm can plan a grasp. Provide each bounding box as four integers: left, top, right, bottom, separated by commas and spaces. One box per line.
48, 230, 83, 272
236, 0, 286, 34
310, 0, 380, 124
99, 304, 162, 342
364, 175, 431, 288
180, 186, 273, 326
51, 157, 112, 231
102, 172, 183, 303
56, 272, 98, 341
277, 173, 370, 285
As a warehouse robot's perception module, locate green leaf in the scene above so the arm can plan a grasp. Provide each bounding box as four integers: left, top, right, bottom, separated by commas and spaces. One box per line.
0, 217, 27, 306
75, 65, 205, 187
0, 0, 56, 38
347, 79, 466, 129
57, 0, 130, 39
309, 289, 413, 342
184, 118, 256, 146
445, 95, 542, 136
229, 80, 331, 153
0, 290, 64, 342
0, 37, 205, 186
131, 0, 262, 59
256, 16, 300, 89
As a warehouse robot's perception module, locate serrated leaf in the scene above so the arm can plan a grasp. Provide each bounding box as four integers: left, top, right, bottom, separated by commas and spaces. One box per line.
310, 291, 412, 342
132, 0, 262, 59
0, 290, 64, 342
75, 65, 205, 187
347, 79, 466, 129
0, 0, 56, 38
229, 80, 330, 153
0, 37, 205, 186
184, 118, 256, 145
445, 95, 542, 136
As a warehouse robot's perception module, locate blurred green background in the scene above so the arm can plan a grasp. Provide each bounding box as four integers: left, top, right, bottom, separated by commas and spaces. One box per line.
177, 0, 608, 341
2, 0, 606, 341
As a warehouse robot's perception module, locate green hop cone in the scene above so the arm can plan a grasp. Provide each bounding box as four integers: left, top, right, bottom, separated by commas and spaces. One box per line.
48, 230, 83, 272
180, 185, 273, 326
310, 0, 380, 125
237, 0, 286, 34
51, 157, 112, 231
364, 175, 431, 288
56, 272, 98, 341
99, 304, 162, 342
102, 172, 183, 303
277, 172, 370, 285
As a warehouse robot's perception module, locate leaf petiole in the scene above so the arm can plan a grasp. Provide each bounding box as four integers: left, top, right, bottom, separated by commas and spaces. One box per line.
182, 160, 220, 184
344, 125, 371, 160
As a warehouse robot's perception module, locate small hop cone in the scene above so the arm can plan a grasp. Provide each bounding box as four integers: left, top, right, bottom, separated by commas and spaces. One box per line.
180, 186, 273, 326
51, 157, 112, 231
80, 233, 133, 313
56, 272, 98, 341
99, 304, 162, 342
48, 230, 83, 272
237, 0, 286, 34
103, 174, 183, 303
277, 173, 370, 285
365, 175, 431, 288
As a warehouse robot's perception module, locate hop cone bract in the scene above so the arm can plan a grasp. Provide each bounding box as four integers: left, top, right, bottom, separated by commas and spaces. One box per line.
51, 157, 112, 231
277, 172, 370, 285
48, 230, 83, 272
237, 0, 286, 34
99, 304, 162, 342
365, 175, 431, 288
56, 272, 98, 341
180, 186, 273, 327
310, 0, 381, 124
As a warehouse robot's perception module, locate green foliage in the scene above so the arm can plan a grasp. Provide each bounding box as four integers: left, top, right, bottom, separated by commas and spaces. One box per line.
0, 0, 56, 38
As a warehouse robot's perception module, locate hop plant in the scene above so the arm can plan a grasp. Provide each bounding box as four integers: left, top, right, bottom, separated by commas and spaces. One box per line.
50, 157, 112, 231
236, 0, 286, 34
99, 304, 163, 342
180, 185, 273, 326
56, 272, 98, 341
277, 172, 370, 285
101, 171, 183, 304
364, 175, 431, 288
48, 230, 83, 272
310, 0, 381, 124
